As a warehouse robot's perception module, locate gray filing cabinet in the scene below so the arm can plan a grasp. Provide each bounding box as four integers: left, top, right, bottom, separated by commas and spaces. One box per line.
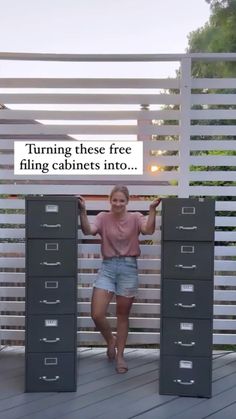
159, 198, 215, 398
25, 196, 78, 392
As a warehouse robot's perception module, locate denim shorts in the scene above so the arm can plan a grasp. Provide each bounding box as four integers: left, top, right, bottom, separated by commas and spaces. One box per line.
94, 256, 139, 298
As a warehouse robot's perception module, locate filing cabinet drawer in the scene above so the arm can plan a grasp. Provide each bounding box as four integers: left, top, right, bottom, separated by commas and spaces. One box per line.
26, 199, 77, 238
27, 239, 77, 277
26, 352, 76, 392
162, 279, 213, 318
27, 277, 77, 314
159, 355, 212, 397
26, 315, 76, 352
162, 198, 215, 242
161, 318, 212, 356
162, 241, 214, 279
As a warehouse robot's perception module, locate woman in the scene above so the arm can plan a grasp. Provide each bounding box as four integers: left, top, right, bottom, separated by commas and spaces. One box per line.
77, 185, 161, 374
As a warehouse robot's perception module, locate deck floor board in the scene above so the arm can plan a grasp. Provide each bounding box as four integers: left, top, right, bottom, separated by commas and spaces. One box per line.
0, 347, 236, 419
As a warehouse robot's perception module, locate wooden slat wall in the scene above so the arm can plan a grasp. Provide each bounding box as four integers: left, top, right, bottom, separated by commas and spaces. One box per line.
0, 53, 236, 346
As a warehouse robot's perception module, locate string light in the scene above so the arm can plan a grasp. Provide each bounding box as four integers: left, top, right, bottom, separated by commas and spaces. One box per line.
150, 165, 160, 173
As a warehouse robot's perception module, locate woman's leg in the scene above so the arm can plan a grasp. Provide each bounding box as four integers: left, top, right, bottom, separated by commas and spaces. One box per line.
115, 295, 134, 372
91, 287, 116, 358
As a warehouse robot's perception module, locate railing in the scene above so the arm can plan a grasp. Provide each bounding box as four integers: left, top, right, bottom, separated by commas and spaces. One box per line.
0, 53, 236, 346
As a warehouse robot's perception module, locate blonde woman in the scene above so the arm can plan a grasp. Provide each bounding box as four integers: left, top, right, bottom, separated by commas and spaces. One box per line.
78, 185, 161, 373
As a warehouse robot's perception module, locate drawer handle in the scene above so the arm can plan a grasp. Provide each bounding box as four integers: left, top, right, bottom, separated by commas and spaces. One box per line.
40, 262, 61, 266
39, 375, 60, 382
176, 226, 197, 231
175, 264, 196, 270
174, 341, 196, 347
174, 379, 195, 386
174, 303, 196, 309
40, 223, 62, 228
40, 338, 61, 343
39, 299, 61, 305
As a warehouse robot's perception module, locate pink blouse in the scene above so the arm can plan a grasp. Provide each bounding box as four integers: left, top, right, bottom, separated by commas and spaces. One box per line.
93, 211, 146, 259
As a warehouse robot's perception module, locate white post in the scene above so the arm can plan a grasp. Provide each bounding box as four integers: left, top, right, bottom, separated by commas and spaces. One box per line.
179, 57, 192, 198
137, 104, 151, 176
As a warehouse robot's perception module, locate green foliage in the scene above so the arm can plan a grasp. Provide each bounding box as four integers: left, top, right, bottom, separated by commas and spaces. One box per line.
186, 0, 236, 197
187, 0, 236, 77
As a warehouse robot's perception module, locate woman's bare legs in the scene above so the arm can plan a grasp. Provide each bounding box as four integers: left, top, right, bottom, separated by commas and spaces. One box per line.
91, 287, 116, 359
115, 295, 134, 373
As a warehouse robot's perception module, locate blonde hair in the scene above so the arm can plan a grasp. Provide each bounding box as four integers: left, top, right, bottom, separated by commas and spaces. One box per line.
109, 185, 130, 202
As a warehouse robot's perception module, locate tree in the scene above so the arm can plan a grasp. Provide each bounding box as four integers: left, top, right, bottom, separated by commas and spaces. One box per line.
187, 0, 236, 77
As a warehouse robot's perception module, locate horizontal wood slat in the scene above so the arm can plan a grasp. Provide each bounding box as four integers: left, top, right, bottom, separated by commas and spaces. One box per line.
1, 274, 236, 287
0, 109, 181, 120
0, 170, 180, 182
0, 93, 180, 104
1, 329, 236, 345
1, 258, 236, 271
189, 141, 236, 151
2, 228, 236, 241
1, 287, 236, 301
192, 94, 236, 105
0, 214, 235, 227
1, 242, 236, 258
190, 125, 236, 135
190, 109, 236, 119
0, 51, 236, 61
1, 301, 236, 317
0, 199, 235, 211
1, 316, 236, 332
0, 185, 179, 195
192, 78, 236, 88
0, 124, 181, 135
0, 125, 137, 135
190, 156, 236, 165
189, 171, 236, 181
0, 77, 180, 88
0, 257, 160, 269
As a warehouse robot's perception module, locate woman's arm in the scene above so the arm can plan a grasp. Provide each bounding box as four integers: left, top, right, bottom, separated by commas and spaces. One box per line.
140, 198, 161, 235
77, 196, 98, 235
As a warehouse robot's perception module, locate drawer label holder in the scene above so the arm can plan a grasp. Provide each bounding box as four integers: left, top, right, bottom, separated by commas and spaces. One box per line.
181, 206, 196, 215
44, 357, 58, 365
45, 281, 59, 289
45, 204, 59, 213
179, 360, 193, 369
180, 284, 194, 292
44, 319, 58, 327
180, 322, 194, 331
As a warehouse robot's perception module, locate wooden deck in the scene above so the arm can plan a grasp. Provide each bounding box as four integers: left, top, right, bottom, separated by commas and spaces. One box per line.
1, 347, 236, 419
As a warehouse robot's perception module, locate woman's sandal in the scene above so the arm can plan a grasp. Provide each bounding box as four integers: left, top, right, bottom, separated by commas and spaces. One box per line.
106, 335, 117, 361
115, 358, 128, 374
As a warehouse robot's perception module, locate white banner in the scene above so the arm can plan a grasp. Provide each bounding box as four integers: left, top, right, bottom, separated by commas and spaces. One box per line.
14, 141, 143, 175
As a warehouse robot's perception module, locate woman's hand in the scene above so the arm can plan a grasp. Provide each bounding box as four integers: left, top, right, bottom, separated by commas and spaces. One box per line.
141, 198, 161, 235
149, 197, 161, 211
76, 195, 86, 213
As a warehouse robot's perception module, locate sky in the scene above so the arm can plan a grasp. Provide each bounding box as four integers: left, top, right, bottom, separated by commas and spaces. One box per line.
0, 0, 211, 78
